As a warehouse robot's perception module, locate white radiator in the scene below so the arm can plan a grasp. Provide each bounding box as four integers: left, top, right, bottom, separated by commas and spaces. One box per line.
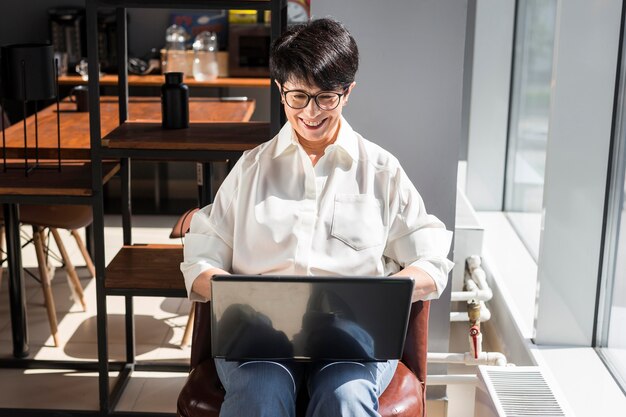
474, 366, 574, 417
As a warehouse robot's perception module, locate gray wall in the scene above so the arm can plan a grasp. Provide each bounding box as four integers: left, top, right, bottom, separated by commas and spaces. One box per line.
313, 0, 466, 396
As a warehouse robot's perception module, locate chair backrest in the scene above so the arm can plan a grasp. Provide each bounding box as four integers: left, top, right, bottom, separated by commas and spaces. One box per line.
170, 208, 200, 239
189, 299, 430, 381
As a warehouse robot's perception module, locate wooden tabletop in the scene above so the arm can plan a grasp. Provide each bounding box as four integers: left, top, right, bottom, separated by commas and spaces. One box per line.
104, 121, 270, 151
1, 96, 256, 160
0, 161, 119, 196
105, 244, 186, 296
58, 74, 270, 88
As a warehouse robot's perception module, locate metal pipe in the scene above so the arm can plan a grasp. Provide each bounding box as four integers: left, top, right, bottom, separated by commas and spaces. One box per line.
428, 352, 466, 363
427, 351, 508, 366
427, 374, 479, 385
450, 302, 491, 321
451, 265, 493, 302
467, 268, 492, 297
468, 300, 481, 325
451, 289, 492, 302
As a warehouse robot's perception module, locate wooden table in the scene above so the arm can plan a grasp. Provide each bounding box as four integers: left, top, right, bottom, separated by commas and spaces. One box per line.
0, 161, 120, 196
2, 96, 256, 160
58, 74, 270, 88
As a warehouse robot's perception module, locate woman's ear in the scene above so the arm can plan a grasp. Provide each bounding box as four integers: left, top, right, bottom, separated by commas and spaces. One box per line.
274, 80, 284, 103
343, 81, 357, 105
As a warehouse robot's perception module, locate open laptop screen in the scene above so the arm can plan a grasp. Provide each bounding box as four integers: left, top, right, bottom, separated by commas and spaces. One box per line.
211, 275, 414, 362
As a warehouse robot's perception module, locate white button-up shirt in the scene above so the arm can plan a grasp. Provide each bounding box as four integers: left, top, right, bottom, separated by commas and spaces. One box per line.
181, 118, 453, 302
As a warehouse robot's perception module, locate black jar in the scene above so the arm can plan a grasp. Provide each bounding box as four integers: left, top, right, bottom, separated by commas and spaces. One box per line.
161, 72, 189, 129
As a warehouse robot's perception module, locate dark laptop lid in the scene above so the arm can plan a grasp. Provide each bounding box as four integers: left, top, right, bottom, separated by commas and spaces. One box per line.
210, 275, 414, 362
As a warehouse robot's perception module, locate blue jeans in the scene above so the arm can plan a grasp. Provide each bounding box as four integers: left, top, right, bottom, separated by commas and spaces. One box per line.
215, 358, 398, 417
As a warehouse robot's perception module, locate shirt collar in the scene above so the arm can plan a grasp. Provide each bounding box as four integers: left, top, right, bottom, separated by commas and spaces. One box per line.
272, 116, 359, 163
272, 121, 300, 159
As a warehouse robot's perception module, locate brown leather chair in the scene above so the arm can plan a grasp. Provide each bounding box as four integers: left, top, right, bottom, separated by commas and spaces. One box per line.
177, 299, 430, 417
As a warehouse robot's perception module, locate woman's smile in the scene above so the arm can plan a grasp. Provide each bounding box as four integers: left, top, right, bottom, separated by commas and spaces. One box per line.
300, 117, 327, 129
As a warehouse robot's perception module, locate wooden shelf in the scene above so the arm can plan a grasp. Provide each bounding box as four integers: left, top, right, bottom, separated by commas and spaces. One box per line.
0, 161, 119, 196
96, 0, 272, 10
103, 121, 270, 151
105, 244, 186, 296
58, 74, 270, 88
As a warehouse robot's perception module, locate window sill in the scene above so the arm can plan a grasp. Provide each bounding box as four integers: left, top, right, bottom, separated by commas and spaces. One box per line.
476, 211, 537, 339
476, 210, 626, 415
531, 346, 626, 416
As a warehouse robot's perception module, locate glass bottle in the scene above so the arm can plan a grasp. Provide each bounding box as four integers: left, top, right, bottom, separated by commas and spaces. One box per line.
164, 24, 188, 75
192, 31, 219, 81
161, 72, 189, 129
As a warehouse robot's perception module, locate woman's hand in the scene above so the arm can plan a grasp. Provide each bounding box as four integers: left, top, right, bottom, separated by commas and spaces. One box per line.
191, 267, 230, 300
392, 266, 437, 303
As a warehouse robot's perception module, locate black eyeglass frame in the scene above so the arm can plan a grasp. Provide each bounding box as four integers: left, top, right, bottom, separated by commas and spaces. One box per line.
280, 85, 350, 110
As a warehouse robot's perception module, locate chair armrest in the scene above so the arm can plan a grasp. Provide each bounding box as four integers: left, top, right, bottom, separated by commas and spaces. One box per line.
402, 300, 430, 384
190, 300, 213, 369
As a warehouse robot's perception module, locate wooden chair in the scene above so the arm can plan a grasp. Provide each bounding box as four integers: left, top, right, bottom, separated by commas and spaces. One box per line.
0, 204, 94, 346
177, 300, 430, 417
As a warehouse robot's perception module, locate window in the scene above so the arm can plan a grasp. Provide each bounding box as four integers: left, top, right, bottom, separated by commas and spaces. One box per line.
598, 78, 626, 392
504, 0, 557, 260
601, 179, 626, 390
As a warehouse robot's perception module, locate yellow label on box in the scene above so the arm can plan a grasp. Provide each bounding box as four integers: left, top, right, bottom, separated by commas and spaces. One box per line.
228, 10, 258, 24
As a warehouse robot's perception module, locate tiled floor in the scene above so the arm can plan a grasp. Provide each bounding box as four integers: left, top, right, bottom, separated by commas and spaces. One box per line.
0, 215, 190, 413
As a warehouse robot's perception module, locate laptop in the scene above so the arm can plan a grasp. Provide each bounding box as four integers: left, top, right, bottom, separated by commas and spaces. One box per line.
210, 275, 414, 362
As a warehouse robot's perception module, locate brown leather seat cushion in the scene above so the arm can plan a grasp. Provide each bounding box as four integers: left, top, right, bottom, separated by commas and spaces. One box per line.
379, 362, 424, 417
176, 360, 423, 417
0, 205, 93, 230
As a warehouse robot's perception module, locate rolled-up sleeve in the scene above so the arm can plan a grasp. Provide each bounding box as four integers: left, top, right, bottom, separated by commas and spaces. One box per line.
180, 157, 241, 301
180, 205, 233, 302
384, 168, 454, 300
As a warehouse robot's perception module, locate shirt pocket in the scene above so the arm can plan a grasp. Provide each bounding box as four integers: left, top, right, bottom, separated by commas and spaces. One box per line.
330, 194, 385, 250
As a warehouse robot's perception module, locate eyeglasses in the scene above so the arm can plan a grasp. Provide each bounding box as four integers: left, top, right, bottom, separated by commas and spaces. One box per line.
281, 86, 349, 110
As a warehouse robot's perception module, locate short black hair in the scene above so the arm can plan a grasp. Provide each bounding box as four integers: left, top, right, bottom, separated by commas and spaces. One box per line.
270, 18, 359, 91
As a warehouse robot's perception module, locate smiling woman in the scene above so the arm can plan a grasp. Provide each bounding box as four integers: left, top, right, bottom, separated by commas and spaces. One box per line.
180, 17, 454, 417
277, 80, 353, 165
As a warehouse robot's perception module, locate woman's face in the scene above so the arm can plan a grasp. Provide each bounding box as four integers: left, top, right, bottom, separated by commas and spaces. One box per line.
277, 79, 355, 143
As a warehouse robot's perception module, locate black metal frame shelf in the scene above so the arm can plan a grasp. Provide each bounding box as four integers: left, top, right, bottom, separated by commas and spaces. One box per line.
83, 0, 287, 415
0, 159, 120, 378
96, 0, 273, 10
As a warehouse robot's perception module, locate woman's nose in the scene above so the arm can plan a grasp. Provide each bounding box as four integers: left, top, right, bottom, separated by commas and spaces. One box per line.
302, 98, 321, 116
